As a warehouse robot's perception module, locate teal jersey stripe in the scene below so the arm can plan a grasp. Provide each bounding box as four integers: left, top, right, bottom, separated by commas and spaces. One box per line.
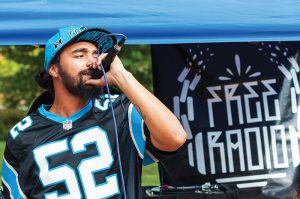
2, 158, 26, 199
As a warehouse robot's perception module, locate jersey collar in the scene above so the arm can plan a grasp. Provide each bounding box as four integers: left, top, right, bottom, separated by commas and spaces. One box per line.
38, 100, 93, 123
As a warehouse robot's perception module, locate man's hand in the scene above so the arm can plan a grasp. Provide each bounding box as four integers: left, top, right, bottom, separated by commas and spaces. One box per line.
85, 53, 126, 87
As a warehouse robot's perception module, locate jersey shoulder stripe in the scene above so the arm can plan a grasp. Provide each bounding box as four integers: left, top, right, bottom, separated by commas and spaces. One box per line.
128, 103, 146, 159
128, 103, 159, 165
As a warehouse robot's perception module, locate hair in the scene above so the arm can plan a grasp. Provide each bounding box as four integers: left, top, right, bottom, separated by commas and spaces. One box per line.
35, 54, 60, 97
34, 40, 85, 97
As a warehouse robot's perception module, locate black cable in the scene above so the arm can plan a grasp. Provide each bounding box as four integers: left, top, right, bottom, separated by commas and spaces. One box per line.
158, 162, 163, 199
158, 161, 179, 199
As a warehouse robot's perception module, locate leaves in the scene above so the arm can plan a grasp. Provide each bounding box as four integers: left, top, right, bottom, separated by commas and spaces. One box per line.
119, 45, 153, 91
0, 46, 44, 108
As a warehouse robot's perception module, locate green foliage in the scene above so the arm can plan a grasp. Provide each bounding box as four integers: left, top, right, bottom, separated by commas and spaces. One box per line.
142, 163, 160, 186
0, 57, 19, 77
119, 45, 153, 91
0, 46, 45, 109
0, 109, 26, 140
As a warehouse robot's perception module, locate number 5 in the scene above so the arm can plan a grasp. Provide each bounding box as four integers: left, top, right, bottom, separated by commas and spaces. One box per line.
33, 127, 120, 199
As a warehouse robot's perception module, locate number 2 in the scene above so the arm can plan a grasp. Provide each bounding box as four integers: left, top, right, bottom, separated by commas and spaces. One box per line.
10, 116, 32, 139
33, 126, 120, 199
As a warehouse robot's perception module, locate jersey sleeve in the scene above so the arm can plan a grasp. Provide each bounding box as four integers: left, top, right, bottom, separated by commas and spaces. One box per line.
0, 117, 32, 199
127, 103, 180, 166
1, 141, 27, 199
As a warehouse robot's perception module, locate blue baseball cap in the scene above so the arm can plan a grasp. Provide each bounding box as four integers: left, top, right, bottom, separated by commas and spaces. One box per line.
44, 25, 117, 72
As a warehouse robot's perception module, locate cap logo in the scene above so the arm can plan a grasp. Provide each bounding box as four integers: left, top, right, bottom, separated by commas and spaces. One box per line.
69, 27, 87, 38
54, 39, 62, 49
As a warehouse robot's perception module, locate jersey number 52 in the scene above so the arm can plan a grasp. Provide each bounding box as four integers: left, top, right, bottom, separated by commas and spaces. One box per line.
33, 126, 120, 199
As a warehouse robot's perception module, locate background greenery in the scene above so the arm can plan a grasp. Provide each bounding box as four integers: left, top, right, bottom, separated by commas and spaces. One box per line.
0, 45, 160, 185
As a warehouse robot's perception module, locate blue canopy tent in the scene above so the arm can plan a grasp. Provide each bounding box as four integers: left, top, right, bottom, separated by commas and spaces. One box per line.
0, 0, 299, 45
1, 1, 300, 198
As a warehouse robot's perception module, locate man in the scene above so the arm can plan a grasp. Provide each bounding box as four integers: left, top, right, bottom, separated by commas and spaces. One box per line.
0, 26, 187, 199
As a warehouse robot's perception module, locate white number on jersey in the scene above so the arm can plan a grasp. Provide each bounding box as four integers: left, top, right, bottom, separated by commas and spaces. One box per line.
10, 116, 32, 139
33, 126, 120, 199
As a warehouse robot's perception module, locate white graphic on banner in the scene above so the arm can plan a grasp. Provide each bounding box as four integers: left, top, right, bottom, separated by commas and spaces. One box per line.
174, 44, 300, 188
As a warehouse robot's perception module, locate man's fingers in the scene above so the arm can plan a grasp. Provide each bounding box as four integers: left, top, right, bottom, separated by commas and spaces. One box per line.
98, 53, 107, 66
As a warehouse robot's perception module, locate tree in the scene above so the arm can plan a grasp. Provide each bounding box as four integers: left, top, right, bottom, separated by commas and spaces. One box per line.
0, 46, 44, 109
119, 45, 153, 91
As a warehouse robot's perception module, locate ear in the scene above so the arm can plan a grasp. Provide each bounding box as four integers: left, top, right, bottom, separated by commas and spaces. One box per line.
48, 64, 59, 78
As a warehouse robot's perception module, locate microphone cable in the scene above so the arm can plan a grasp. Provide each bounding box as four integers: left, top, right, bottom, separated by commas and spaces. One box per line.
97, 33, 127, 199
158, 161, 179, 199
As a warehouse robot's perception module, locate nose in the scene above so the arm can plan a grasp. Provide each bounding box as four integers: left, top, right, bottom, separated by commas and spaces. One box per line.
86, 55, 98, 68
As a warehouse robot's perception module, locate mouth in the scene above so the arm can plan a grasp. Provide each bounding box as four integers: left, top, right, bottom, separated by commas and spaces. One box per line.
80, 69, 102, 79
83, 74, 92, 79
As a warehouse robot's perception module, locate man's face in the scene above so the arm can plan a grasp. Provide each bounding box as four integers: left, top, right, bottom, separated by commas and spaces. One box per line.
57, 42, 102, 99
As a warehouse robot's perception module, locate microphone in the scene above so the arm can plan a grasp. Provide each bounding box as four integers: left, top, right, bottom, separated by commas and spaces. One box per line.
93, 35, 127, 79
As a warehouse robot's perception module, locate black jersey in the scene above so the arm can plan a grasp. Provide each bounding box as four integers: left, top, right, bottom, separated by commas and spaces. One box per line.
1, 94, 169, 199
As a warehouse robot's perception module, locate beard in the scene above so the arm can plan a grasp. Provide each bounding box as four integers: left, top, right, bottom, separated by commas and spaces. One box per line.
58, 64, 102, 100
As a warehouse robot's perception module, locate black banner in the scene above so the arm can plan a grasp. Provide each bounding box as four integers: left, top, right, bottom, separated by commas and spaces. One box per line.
151, 42, 300, 198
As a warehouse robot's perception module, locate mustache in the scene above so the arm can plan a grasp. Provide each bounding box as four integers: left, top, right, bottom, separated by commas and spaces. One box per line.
79, 69, 102, 79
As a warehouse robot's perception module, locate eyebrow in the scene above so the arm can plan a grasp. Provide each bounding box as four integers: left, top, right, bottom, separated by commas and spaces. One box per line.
71, 48, 98, 55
